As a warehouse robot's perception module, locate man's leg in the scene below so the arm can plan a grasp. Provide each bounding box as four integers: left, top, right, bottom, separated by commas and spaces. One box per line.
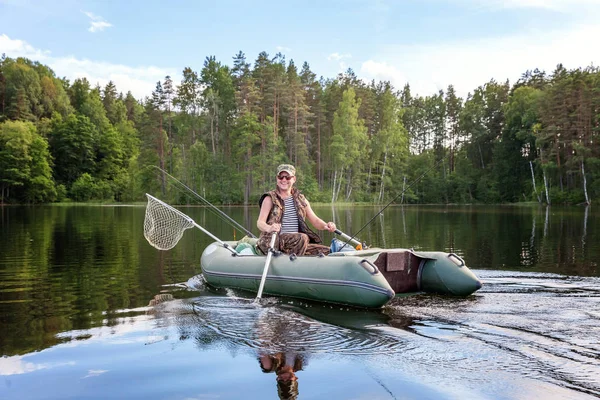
279, 233, 309, 255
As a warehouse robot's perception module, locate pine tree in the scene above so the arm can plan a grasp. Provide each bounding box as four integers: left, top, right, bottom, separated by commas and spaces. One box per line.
151, 81, 166, 194
102, 81, 119, 124
331, 87, 367, 201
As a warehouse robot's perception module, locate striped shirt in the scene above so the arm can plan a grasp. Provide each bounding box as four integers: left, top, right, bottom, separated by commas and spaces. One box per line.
280, 196, 299, 233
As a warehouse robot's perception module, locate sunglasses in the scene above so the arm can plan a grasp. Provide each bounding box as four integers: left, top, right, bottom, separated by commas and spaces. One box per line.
277, 175, 294, 181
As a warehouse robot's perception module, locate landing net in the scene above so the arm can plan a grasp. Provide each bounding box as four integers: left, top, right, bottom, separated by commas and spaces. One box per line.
144, 194, 195, 250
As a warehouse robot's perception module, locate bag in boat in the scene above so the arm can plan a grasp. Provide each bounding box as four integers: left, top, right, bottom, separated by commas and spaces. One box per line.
330, 238, 356, 253
235, 241, 259, 255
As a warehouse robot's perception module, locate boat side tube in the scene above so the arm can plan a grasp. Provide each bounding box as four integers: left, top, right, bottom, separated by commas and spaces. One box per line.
416, 252, 482, 296
368, 249, 482, 296
200, 242, 395, 309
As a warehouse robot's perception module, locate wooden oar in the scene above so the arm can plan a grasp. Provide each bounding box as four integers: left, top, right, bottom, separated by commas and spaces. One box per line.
256, 232, 277, 300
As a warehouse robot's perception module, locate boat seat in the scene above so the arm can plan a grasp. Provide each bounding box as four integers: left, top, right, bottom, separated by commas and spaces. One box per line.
374, 251, 421, 293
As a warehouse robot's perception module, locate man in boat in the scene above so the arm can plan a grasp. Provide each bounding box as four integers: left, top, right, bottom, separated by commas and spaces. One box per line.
257, 164, 336, 256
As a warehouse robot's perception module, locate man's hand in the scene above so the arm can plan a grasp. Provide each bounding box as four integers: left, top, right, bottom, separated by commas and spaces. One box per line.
269, 223, 281, 233
324, 222, 336, 232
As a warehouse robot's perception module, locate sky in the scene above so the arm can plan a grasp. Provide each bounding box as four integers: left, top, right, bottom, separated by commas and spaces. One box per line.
1, 0, 600, 100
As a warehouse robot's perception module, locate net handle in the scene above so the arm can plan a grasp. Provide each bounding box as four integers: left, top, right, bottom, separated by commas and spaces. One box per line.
145, 194, 237, 254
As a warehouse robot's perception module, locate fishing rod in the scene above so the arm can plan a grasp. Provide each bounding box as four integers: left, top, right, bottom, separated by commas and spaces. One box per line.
148, 165, 257, 238
340, 155, 448, 249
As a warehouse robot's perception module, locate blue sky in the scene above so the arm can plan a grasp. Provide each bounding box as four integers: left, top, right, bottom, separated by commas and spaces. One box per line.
1, 0, 600, 100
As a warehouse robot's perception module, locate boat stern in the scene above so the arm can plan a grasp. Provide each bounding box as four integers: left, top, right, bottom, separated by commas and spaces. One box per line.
418, 252, 482, 296
372, 250, 482, 296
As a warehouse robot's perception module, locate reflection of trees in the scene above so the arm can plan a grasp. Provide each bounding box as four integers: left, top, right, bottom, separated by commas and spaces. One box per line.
0, 206, 195, 356
582, 205, 589, 254
2, 204, 597, 359
354, 205, 597, 276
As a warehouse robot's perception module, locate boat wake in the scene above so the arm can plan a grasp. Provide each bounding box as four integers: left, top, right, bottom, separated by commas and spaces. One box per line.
383, 270, 600, 397
146, 269, 600, 398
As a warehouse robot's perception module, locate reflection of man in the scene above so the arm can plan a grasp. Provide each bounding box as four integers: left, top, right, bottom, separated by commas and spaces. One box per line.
259, 352, 303, 400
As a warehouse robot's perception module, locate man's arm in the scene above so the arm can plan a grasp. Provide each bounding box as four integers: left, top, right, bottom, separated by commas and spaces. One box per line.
305, 200, 336, 232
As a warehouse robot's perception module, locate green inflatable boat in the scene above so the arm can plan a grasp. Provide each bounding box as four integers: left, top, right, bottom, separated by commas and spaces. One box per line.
201, 240, 482, 309
142, 193, 482, 309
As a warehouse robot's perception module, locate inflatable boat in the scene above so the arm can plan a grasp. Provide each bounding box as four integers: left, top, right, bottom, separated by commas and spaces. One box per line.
201, 241, 482, 309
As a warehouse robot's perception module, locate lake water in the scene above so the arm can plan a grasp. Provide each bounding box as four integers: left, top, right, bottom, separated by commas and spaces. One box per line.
0, 203, 599, 399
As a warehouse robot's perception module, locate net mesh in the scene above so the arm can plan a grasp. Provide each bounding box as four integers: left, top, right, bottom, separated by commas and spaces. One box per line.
144, 194, 195, 250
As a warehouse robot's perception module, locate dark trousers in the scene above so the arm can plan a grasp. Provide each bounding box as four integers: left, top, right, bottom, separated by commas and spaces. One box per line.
257, 232, 330, 256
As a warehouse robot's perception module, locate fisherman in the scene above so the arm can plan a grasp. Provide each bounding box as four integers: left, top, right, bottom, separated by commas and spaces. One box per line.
256, 164, 336, 256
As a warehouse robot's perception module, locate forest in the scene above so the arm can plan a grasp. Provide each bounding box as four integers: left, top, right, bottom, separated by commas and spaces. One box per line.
0, 52, 598, 205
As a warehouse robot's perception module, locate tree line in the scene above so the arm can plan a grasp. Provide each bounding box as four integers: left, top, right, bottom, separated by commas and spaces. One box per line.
0, 52, 598, 205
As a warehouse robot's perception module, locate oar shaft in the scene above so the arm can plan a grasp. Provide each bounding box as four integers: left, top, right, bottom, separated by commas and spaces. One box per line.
192, 221, 236, 255
256, 232, 277, 300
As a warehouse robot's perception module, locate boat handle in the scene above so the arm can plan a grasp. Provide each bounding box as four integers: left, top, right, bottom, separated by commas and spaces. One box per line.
359, 259, 379, 275
448, 253, 465, 267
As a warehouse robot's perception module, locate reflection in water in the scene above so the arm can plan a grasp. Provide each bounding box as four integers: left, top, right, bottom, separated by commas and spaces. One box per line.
1, 205, 600, 399
582, 205, 589, 251
379, 212, 387, 248
258, 351, 302, 400
256, 318, 304, 400
151, 270, 600, 398
181, 300, 311, 400
544, 204, 549, 237
149, 277, 421, 399
184, 271, 600, 398
2, 270, 599, 400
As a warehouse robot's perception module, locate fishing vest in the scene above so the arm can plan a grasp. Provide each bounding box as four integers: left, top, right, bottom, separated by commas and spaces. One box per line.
258, 189, 322, 244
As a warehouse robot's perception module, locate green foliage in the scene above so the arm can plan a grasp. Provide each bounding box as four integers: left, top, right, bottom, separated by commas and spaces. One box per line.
1, 54, 599, 205
0, 120, 55, 203
25, 133, 57, 202
55, 184, 67, 201
70, 173, 113, 201
1, 57, 42, 121
205, 155, 243, 204
298, 169, 328, 202
49, 113, 96, 186
549, 187, 586, 205
331, 87, 368, 201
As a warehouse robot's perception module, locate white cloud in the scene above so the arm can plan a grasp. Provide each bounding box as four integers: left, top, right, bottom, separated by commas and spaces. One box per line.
359, 23, 600, 98
327, 52, 351, 61
0, 355, 75, 376
453, 0, 600, 12
327, 52, 353, 74
82, 11, 113, 33
0, 33, 49, 59
276, 46, 291, 53
83, 369, 108, 378
361, 60, 410, 89
0, 34, 176, 99
89, 20, 112, 33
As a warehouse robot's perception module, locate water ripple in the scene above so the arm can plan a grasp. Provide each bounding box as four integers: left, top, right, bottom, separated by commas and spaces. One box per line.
189, 299, 408, 356
384, 270, 600, 397
144, 269, 600, 397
